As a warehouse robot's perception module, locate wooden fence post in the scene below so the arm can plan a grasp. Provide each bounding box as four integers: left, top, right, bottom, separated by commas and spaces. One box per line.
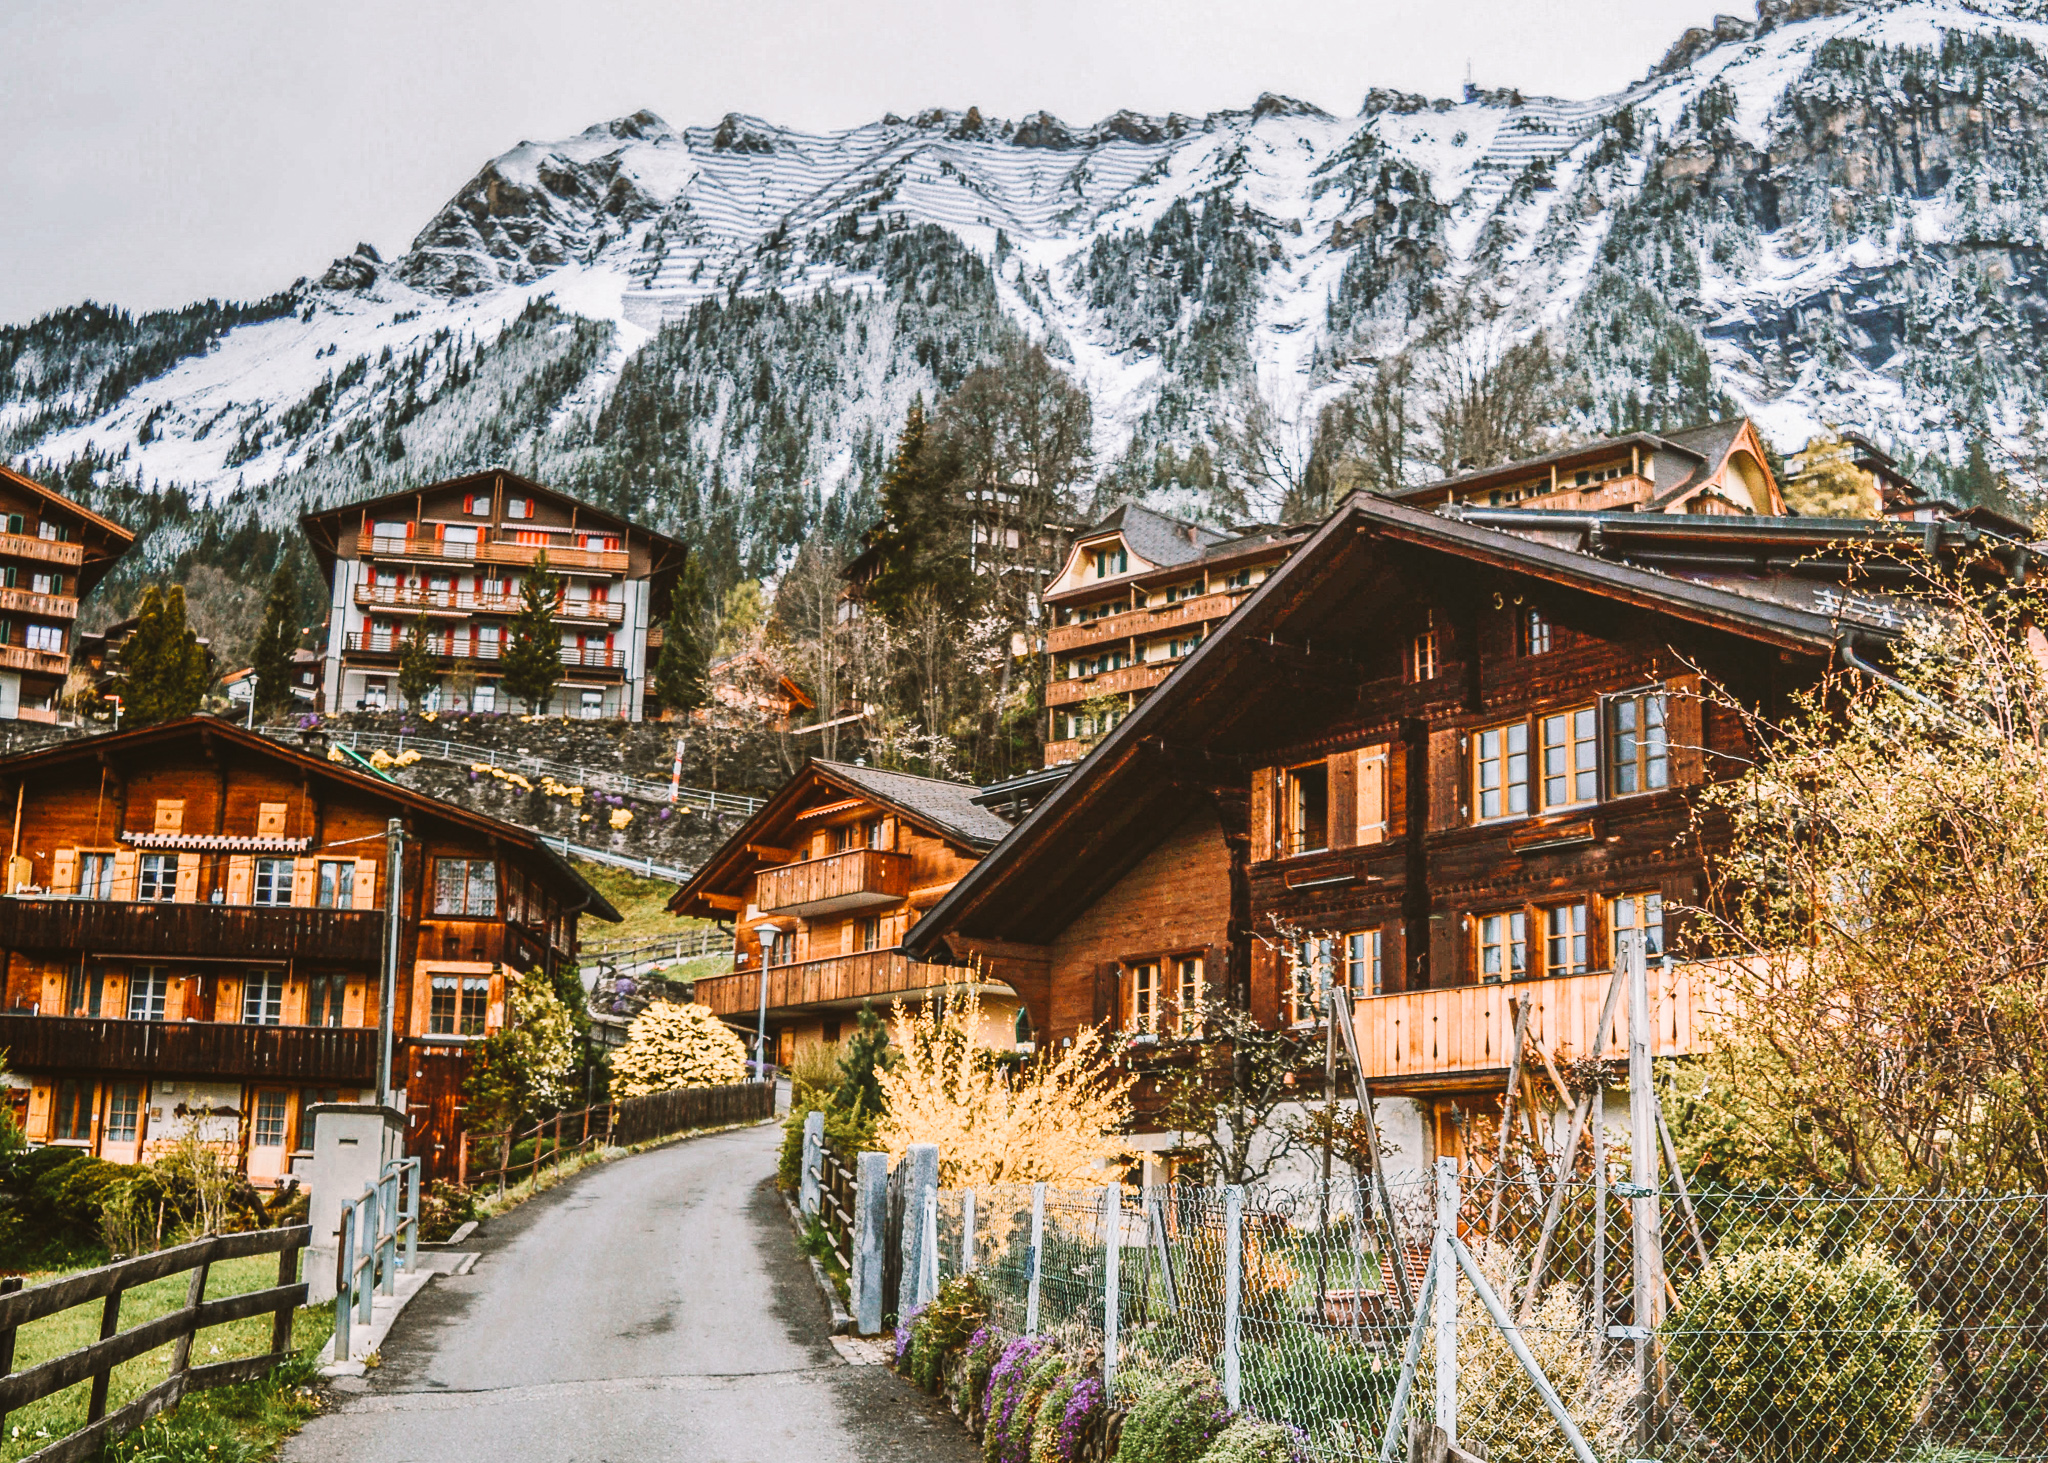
87, 1286, 122, 1422
168, 1240, 213, 1377
0, 1273, 22, 1435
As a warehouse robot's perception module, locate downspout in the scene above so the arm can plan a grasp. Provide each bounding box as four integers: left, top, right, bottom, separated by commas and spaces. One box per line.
1837, 635, 1964, 727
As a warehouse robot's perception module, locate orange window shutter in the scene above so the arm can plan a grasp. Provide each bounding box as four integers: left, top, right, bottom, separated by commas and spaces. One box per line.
174, 854, 201, 903
1248, 768, 1275, 862
257, 802, 288, 836
153, 800, 185, 834
1426, 729, 1463, 832
51, 848, 77, 894
111, 850, 138, 901
354, 856, 379, 910
1666, 674, 1705, 785
1357, 749, 1387, 845
225, 855, 252, 904
291, 860, 317, 907
1328, 752, 1356, 849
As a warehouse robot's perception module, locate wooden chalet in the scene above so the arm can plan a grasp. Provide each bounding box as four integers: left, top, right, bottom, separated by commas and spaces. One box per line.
906, 426, 2006, 1179
671, 760, 1021, 1066
0, 465, 136, 724
0, 718, 620, 1183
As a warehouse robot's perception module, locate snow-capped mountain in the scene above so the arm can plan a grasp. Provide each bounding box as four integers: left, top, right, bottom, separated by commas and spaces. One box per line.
7, 0, 2048, 584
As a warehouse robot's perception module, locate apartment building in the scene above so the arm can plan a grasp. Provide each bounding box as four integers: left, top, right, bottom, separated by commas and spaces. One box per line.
301, 469, 685, 720
0, 465, 136, 723
0, 718, 619, 1181
1044, 505, 1305, 765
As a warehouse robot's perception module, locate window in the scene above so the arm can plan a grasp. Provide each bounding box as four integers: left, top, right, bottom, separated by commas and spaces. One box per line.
78, 852, 115, 900
137, 854, 175, 903
317, 861, 356, 909
579, 690, 604, 719
1171, 955, 1205, 1034
474, 684, 497, 712
505, 497, 531, 519
429, 975, 490, 1036
54, 1080, 91, 1142
1544, 903, 1588, 977
865, 817, 888, 849
1472, 722, 1530, 822
30, 572, 59, 596
1346, 930, 1384, 997
372, 519, 408, 542
856, 916, 882, 951
1610, 891, 1665, 967
1540, 707, 1599, 810
1477, 911, 1527, 984
253, 1090, 288, 1148
253, 858, 294, 906
442, 524, 479, 549
1091, 546, 1128, 579
307, 975, 347, 1027
1224, 567, 1254, 590
1161, 580, 1203, 605
243, 970, 284, 1025
1285, 762, 1329, 855
128, 968, 167, 1021
1607, 692, 1668, 796
64, 961, 105, 1017
1407, 614, 1439, 682
1288, 937, 1335, 1026
1519, 609, 1551, 657
37, 520, 64, 542
1126, 961, 1160, 1034
433, 858, 498, 916
2, 514, 20, 535
105, 1082, 142, 1144
24, 624, 63, 653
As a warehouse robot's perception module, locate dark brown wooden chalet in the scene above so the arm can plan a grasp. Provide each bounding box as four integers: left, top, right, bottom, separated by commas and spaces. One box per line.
671, 759, 1019, 1067
905, 489, 2000, 1176
0, 464, 136, 724
0, 718, 619, 1182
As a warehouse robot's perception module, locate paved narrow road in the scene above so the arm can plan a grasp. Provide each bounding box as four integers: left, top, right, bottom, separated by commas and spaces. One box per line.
283, 1122, 978, 1463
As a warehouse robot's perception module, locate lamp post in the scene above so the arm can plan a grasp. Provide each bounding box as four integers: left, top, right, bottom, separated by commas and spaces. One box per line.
377, 818, 403, 1124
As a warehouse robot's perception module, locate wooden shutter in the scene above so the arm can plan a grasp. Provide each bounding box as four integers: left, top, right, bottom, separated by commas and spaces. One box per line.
1429, 914, 1463, 990
153, 800, 184, 834
1666, 674, 1705, 785
174, 854, 200, 904
257, 802, 289, 836
1425, 728, 1464, 832
111, 849, 138, 901
219, 977, 242, 1020
1249, 768, 1277, 862
25, 1083, 51, 1142
354, 856, 379, 911
343, 978, 367, 1027
291, 859, 317, 908
1092, 961, 1119, 1029
40, 968, 63, 1014
50, 848, 77, 895
1328, 752, 1357, 849
1357, 749, 1388, 846
225, 855, 252, 904
1387, 743, 1408, 839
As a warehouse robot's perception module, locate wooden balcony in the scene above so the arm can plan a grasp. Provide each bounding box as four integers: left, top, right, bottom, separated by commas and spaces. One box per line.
0, 533, 84, 569
0, 587, 77, 620
0, 899, 385, 963
691, 947, 962, 1017
1047, 590, 1243, 653
343, 633, 626, 672
353, 584, 624, 623
364, 535, 629, 575
0, 1012, 377, 1082
1046, 661, 1172, 708
1351, 961, 1723, 1088
0, 643, 71, 678
755, 847, 911, 917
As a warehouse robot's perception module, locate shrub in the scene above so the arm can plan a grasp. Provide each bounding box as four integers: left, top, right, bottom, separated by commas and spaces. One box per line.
983, 1335, 1060, 1463
1964, 1343, 2048, 1439
609, 1000, 748, 1098
1663, 1244, 1934, 1463
1240, 1326, 1390, 1455
962, 1326, 1010, 1424
419, 1180, 479, 1242
1028, 1373, 1080, 1463
1040, 1374, 1105, 1463
910, 1275, 991, 1391
1114, 1362, 1231, 1463
1204, 1416, 1302, 1463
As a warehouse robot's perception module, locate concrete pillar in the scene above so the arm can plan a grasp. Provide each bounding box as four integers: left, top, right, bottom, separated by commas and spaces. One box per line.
852, 1150, 889, 1335
302, 1104, 405, 1305
895, 1143, 939, 1322
799, 1111, 824, 1218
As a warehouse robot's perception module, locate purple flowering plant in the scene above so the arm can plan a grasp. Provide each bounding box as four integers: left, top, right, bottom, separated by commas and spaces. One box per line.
1053, 1376, 1107, 1463
982, 1335, 1054, 1463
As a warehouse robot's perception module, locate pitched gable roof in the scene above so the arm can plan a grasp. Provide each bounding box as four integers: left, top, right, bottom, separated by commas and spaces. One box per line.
818, 761, 1015, 847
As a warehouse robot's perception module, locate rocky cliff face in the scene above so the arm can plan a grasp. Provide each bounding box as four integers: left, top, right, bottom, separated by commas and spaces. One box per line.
7, 0, 2048, 594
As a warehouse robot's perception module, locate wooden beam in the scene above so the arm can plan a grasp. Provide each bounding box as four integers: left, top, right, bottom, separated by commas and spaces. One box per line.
695, 893, 745, 913
745, 844, 797, 863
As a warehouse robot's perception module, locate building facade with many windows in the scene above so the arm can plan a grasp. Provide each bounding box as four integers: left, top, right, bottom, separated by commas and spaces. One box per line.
0, 465, 136, 723
0, 718, 619, 1182
301, 468, 685, 720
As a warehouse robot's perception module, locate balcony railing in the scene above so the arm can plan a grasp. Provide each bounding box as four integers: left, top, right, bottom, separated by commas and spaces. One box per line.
1046, 589, 1245, 653
691, 948, 963, 1017
1350, 961, 1723, 1085
343, 633, 626, 671
353, 584, 624, 623
363, 536, 628, 574
1045, 661, 1172, 708
0, 1012, 377, 1082
0, 587, 78, 621
0, 643, 71, 678
0, 898, 385, 963
755, 847, 911, 917
0, 533, 84, 568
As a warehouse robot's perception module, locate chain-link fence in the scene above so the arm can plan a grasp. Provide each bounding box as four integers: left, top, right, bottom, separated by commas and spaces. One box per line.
904, 1166, 2048, 1462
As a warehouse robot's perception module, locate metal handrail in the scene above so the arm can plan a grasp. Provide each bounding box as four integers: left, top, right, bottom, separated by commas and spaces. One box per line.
332, 1157, 420, 1365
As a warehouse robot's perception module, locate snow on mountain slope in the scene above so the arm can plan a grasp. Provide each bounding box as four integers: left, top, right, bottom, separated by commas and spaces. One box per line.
11, 0, 2048, 554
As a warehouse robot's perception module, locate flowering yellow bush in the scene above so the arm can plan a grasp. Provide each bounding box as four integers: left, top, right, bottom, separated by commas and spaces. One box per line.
609, 1000, 750, 1097
609, 807, 633, 829
876, 985, 1131, 1186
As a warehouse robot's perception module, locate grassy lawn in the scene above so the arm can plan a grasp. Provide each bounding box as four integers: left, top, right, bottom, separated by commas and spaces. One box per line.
577, 865, 720, 950
0, 1252, 333, 1463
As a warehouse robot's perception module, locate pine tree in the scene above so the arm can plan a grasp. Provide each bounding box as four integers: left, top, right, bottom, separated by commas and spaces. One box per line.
250, 564, 298, 720
654, 556, 711, 712
121, 585, 211, 726
398, 615, 437, 711
862, 400, 972, 623
500, 551, 562, 714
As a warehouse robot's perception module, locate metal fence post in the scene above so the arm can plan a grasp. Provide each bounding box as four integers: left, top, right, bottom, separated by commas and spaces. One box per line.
897, 1144, 939, 1320
960, 1189, 976, 1274
1627, 933, 1664, 1442
1435, 1157, 1459, 1446
799, 1111, 824, 1218
377, 1171, 397, 1296
356, 1187, 376, 1327
852, 1151, 889, 1335
1222, 1185, 1242, 1410
1104, 1184, 1121, 1395
333, 1198, 354, 1363
403, 1158, 419, 1274
1025, 1181, 1046, 1336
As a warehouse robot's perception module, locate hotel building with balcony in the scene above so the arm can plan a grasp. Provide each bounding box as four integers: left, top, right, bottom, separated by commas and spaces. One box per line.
301, 469, 685, 720
0, 464, 136, 723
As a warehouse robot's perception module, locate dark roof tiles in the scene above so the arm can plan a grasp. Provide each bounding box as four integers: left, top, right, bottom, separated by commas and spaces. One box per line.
818, 761, 1016, 847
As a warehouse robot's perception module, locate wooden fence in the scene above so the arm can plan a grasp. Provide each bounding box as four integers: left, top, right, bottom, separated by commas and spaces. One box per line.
0, 1226, 309, 1463
812, 1140, 859, 1272
463, 1080, 776, 1192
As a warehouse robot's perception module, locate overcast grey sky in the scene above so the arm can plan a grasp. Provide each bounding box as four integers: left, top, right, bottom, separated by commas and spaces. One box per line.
0, 0, 1718, 323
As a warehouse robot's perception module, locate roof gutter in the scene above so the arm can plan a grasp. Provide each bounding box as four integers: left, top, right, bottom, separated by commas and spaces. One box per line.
1837, 635, 1965, 728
